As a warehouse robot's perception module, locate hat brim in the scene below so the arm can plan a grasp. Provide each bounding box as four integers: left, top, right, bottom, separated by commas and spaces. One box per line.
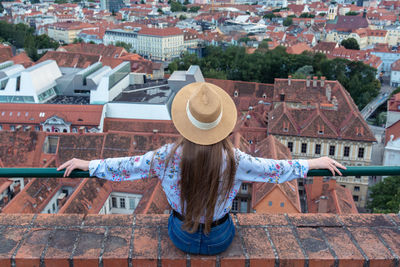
171, 82, 237, 145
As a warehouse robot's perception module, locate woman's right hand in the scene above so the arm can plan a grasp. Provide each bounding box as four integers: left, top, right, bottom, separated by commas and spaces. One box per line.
57, 158, 90, 177
307, 157, 346, 176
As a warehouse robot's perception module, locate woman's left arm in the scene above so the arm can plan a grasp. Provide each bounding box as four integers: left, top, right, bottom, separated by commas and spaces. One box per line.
235, 149, 345, 183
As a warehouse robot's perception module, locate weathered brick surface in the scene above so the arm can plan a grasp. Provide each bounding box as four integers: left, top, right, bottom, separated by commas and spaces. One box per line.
0, 213, 398, 266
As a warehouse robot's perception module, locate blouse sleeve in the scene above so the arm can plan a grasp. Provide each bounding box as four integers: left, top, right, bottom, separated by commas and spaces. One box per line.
88, 144, 171, 181
234, 149, 309, 183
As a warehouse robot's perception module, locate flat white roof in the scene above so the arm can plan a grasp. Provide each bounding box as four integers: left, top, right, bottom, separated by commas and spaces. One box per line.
106, 102, 171, 120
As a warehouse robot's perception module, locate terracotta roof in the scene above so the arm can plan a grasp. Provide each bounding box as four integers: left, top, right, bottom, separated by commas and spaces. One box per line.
10, 52, 34, 68
326, 15, 368, 32
392, 59, 400, 71
47, 21, 95, 30
0, 45, 13, 63
286, 42, 312, 55
268, 79, 375, 142
138, 27, 183, 37
251, 135, 301, 213
305, 177, 358, 214
57, 43, 127, 58
0, 103, 103, 126
313, 42, 338, 54
37, 51, 100, 68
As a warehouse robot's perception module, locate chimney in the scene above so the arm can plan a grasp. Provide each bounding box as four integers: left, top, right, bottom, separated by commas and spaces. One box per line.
15, 125, 22, 132
321, 76, 326, 87
318, 196, 328, 213
79, 126, 85, 134
363, 8, 367, 18
306, 76, 311, 87
326, 85, 331, 102
288, 75, 292, 86
313, 76, 318, 87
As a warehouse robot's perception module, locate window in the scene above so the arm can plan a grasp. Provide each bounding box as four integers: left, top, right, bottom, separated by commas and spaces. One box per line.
10, 125, 15, 131
301, 143, 307, 153
35, 126, 40, 131
232, 199, 238, 212
268, 201, 272, 206
315, 144, 321, 155
354, 186, 360, 192
358, 148, 364, 158
341, 184, 346, 188
129, 198, 135, 210
240, 199, 248, 213
120, 198, 125, 209
353, 195, 359, 202
0, 125, 2, 131
52, 203, 56, 212
287, 142, 293, 152
280, 202, 284, 207
344, 146, 350, 157
241, 184, 248, 193
329, 145, 335, 156
112, 197, 117, 208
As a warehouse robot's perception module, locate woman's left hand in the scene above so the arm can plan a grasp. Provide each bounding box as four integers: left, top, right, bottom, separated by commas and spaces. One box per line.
57, 158, 90, 177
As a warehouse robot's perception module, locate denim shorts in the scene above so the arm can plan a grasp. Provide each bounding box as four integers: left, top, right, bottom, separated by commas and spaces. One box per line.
168, 212, 235, 255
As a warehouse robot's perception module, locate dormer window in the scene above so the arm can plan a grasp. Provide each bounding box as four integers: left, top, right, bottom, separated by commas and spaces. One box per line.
262, 93, 267, 99
234, 90, 238, 97
317, 125, 324, 135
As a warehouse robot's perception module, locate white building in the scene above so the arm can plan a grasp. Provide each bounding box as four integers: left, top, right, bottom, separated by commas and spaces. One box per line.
390, 59, 400, 87
137, 27, 184, 61
90, 62, 131, 104
103, 29, 139, 51
383, 135, 400, 166
99, 192, 142, 214
0, 60, 61, 103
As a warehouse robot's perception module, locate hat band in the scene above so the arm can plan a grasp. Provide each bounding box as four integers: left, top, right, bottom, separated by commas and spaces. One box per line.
186, 101, 223, 130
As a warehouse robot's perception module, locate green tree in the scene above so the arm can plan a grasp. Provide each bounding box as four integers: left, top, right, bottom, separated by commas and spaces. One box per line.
0, 2, 4, 13
179, 14, 186, 20
189, 6, 200, 12
292, 65, 313, 79
341, 38, 360, 50
157, 8, 163, 13
299, 12, 315, 18
170, 0, 183, 12
54, 0, 68, 4
283, 17, 293, 26
238, 37, 250, 44
318, 12, 326, 17
389, 87, 400, 98
114, 41, 132, 51
368, 176, 400, 213
263, 12, 276, 20
345, 11, 359, 16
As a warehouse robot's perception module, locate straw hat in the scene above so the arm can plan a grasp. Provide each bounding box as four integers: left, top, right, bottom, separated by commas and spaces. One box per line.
171, 82, 237, 145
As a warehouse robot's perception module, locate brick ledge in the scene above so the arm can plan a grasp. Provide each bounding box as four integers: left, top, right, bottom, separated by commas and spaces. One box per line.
0, 213, 399, 267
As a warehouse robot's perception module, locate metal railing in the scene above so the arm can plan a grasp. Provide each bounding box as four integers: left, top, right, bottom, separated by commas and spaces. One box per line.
0, 166, 399, 178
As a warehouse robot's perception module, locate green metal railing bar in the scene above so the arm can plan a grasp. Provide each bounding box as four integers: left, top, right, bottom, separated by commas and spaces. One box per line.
0, 166, 399, 178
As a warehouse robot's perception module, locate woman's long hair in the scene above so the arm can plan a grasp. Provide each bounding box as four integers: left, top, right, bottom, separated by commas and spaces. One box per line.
166, 137, 237, 234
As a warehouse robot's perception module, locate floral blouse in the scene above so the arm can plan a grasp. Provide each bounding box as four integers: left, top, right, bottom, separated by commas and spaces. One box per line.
89, 143, 309, 221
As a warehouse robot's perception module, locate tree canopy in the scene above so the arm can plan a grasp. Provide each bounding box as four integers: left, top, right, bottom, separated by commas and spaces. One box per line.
169, 45, 380, 109
114, 41, 132, 51
0, 20, 59, 61
368, 176, 400, 213
341, 38, 360, 50
283, 17, 293, 26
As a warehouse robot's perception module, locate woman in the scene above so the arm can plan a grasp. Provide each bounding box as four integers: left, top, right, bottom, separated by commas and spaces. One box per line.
58, 82, 345, 255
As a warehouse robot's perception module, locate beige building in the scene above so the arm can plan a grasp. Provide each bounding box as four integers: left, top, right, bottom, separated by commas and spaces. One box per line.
137, 28, 184, 61
325, 28, 388, 49
266, 77, 376, 209
47, 22, 96, 44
